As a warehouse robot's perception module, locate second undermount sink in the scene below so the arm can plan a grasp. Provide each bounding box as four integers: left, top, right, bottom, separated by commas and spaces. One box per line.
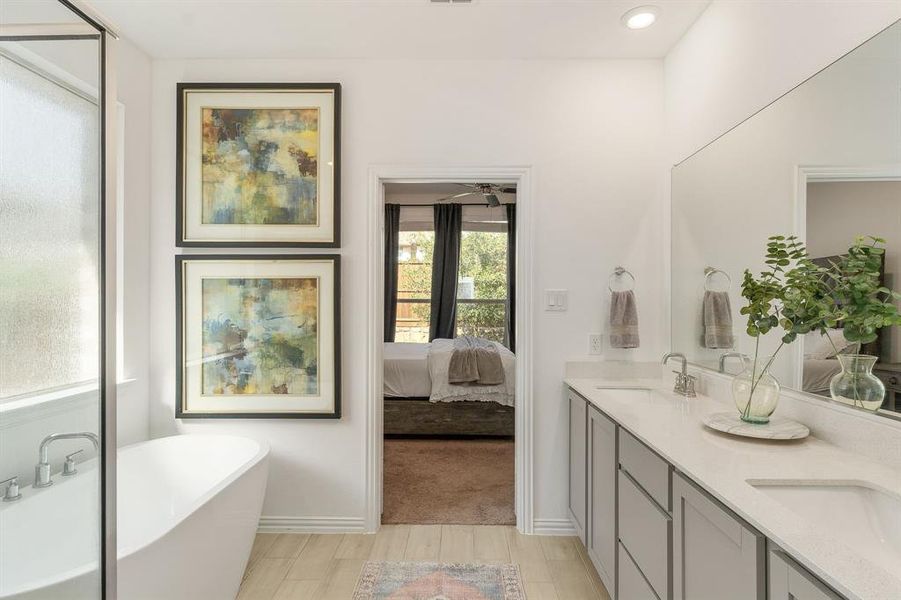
591, 387, 695, 410
749, 480, 901, 576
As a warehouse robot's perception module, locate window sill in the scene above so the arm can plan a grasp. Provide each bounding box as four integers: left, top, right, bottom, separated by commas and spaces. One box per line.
0, 379, 136, 430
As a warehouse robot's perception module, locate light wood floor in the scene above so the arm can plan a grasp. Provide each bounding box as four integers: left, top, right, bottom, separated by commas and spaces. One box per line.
239, 525, 611, 600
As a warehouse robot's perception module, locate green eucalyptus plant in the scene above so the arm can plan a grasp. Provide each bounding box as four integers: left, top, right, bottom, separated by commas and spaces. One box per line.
820, 236, 901, 350
739, 235, 828, 416
739, 235, 901, 415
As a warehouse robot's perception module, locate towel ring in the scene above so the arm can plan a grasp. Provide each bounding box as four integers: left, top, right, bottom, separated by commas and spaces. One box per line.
704, 267, 732, 292
608, 266, 636, 293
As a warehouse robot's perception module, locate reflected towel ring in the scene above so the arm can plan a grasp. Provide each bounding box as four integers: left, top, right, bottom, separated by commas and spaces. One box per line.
608, 266, 636, 293
704, 267, 732, 292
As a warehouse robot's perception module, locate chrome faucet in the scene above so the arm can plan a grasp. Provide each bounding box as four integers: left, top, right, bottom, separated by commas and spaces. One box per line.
719, 352, 749, 374
662, 352, 697, 397
34, 432, 99, 488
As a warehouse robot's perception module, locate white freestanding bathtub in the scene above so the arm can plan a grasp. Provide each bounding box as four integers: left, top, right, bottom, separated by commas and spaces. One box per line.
0, 434, 269, 600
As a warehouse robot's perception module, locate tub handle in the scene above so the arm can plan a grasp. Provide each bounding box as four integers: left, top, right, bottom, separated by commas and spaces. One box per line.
1, 476, 21, 502
63, 450, 83, 477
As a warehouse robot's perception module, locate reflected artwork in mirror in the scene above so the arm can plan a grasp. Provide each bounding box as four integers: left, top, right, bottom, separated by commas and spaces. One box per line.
671, 19, 901, 419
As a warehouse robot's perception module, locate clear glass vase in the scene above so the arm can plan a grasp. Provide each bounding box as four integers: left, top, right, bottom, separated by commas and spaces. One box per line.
732, 365, 780, 424
829, 354, 885, 411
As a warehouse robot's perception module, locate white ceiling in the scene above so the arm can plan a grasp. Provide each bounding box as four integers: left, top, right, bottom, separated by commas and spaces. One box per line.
86, 0, 710, 60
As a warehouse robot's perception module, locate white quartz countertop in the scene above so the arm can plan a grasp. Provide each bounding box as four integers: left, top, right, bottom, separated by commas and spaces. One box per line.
565, 377, 901, 600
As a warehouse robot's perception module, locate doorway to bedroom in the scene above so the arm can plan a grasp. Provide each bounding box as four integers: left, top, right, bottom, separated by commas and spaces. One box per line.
381, 181, 517, 526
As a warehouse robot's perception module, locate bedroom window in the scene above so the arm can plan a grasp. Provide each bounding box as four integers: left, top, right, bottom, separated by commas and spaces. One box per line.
396, 230, 435, 343
394, 204, 511, 345
456, 227, 507, 344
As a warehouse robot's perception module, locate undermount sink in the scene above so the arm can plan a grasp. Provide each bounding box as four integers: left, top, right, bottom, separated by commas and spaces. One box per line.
592, 387, 655, 404
592, 387, 691, 408
749, 480, 901, 576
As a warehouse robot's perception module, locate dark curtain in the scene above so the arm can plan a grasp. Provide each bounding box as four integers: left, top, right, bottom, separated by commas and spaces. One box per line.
429, 204, 462, 341
383, 204, 401, 342
505, 204, 516, 352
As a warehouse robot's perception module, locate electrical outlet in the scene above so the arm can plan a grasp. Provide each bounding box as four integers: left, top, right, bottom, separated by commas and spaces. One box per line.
588, 334, 603, 355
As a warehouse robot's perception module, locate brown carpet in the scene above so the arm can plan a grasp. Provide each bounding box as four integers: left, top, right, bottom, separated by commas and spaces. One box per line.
383, 439, 515, 525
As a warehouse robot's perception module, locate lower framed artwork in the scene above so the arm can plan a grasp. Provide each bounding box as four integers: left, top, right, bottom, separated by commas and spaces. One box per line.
175, 254, 341, 418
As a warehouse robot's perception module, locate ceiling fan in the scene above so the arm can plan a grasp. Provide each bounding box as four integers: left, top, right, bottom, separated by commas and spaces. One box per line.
435, 183, 516, 207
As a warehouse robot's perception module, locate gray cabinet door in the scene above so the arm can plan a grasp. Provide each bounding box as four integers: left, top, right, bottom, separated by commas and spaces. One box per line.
569, 391, 587, 544
588, 405, 617, 592
769, 547, 843, 600
673, 472, 765, 600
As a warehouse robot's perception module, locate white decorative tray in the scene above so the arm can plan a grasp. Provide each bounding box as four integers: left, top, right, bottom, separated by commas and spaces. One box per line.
703, 412, 810, 440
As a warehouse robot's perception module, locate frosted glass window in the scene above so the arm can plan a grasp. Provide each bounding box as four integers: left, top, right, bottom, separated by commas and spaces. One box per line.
0, 56, 100, 399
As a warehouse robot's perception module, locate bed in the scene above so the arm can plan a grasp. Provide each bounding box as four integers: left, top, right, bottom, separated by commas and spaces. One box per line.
801, 327, 867, 396
384, 340, 515, 436
384, 343, 433, 399
802, 358, 841, 396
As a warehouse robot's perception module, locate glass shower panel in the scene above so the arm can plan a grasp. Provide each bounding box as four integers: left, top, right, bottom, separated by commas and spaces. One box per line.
0, 19, 104, 600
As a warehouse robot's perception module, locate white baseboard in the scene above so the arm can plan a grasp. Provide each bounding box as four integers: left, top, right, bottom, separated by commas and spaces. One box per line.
532, 518, 577, 536
259, 516, 575, 536
258, 516, 367, 534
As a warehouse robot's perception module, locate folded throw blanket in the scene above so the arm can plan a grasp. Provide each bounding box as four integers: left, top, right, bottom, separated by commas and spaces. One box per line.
609, 290, 640, 349
703, 290, 734, 349
448, 336, 506, 385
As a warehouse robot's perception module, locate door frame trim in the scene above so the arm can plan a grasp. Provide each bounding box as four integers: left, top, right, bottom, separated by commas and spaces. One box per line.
365, 164, 535, 533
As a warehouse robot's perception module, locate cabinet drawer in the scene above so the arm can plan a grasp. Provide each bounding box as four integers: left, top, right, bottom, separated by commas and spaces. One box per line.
619, 542, 660, 600
618, 470, 671, 600
619, 428, 671, 511
769, 546, 842, 600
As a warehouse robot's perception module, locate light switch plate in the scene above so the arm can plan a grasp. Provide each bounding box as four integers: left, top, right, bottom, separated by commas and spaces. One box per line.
588, 334, 603, 355
545, 289, 568, 311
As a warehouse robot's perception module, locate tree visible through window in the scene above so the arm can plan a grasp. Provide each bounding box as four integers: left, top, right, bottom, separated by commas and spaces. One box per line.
456, 230, 507, 344
395, 231, 434, 343
394, 206, 509, 346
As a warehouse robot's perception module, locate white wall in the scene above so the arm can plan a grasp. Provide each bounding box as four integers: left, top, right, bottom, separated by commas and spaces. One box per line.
665, 1, 901, 164
116, 37, 153, 447
148, 58, 665, 526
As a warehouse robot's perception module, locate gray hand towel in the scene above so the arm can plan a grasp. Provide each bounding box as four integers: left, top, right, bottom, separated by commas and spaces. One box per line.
703, 290, 734, 349
609, 290, 640, 349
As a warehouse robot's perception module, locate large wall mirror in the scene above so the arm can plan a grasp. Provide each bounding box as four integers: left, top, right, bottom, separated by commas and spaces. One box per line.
671, 19, 901, 419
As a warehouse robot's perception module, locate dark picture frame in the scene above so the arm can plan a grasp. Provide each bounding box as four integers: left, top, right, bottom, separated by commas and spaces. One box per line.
176, 254, 341, 419
176, 82, 341, 248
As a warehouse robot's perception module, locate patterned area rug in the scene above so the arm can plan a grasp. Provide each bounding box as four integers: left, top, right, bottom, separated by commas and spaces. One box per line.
352, 561, 525, 600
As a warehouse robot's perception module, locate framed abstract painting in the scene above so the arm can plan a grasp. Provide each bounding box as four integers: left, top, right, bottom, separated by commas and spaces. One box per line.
176, 255, 341, 418
176, 83, 340, 247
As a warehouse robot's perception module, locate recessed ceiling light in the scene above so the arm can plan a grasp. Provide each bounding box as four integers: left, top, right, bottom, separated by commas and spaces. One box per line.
622, 6, 659, 30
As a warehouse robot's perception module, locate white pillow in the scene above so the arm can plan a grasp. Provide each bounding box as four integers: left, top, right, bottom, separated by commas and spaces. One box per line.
804, 328, 855, 360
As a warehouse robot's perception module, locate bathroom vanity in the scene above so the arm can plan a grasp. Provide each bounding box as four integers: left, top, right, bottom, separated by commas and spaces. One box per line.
565, 378, 901, 600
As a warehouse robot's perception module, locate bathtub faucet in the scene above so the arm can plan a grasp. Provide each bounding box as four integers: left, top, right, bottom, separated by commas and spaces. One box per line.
35, 432, 99, 488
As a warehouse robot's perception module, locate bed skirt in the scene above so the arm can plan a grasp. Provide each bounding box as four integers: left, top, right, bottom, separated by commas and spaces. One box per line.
384, 398, 514, 437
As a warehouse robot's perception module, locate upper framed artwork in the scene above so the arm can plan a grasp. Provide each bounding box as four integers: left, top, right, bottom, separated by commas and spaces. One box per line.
176, 254, 341, 418
176, 83, 341, 247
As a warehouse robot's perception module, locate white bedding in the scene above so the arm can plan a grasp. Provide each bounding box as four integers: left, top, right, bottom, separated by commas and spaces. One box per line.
428, 338, 516, 407
803, 358, 842, 394
383, 343, 432, 398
